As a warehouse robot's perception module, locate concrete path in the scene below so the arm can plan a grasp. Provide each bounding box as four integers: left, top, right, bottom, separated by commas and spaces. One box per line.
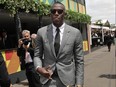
13, 45, 116, 87
84, 45, 116, 87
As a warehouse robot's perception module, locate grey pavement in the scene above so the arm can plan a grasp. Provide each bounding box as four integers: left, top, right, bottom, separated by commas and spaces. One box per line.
13, 45, 116, 87
84, 45, 116, 87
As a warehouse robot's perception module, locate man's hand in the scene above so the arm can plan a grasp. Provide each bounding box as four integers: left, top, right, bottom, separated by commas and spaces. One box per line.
18, 39, 23, 48
37, 66, 53, 79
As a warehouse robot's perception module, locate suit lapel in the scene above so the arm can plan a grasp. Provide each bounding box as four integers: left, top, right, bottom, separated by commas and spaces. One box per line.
47, 24, 71, 58
58, 24, 70, 56
47, 25, 56, 57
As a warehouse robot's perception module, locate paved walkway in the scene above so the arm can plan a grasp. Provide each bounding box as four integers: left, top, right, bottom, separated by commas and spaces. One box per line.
84, 45, 116, 87
13, 45, 116, 87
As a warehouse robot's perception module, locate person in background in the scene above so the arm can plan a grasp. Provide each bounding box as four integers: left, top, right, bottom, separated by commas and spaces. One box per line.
0, 52, 11, 87
31, 33, 37, 48
2, 30, 10, 49
34, 2, 84, 87
17, 30, 41, 87
91, 31, 98, 47
0, 34, 4, 49
106, 32, 112, 52
111, 31, 115, 45
1, 29, 15, 49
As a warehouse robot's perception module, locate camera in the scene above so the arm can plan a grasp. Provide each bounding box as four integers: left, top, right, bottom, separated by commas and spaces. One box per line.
22, 39, 31, 45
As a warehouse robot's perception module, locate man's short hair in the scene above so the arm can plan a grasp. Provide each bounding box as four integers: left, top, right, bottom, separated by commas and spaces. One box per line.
51, 1, 65, 10
22, 30, 30, 36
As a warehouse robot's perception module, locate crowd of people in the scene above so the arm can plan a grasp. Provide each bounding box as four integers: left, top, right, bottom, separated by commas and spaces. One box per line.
0, 2, 84, 87
91, 31, 115, 51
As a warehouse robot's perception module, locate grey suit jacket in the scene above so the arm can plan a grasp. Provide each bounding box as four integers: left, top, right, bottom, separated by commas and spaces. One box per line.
34, 24, 84, 86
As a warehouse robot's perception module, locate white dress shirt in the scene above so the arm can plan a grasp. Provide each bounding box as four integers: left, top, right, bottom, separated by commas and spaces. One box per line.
52, 23, 65, 45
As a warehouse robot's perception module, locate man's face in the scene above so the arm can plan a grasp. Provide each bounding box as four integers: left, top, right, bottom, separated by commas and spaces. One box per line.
51, 3, 65, 27
23, 33, 30, 40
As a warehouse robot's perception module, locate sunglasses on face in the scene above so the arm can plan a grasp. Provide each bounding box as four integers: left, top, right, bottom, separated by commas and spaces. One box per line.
51, 9, 64, 14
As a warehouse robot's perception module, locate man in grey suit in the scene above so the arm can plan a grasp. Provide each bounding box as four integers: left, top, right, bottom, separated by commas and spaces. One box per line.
34, 1, 84, 87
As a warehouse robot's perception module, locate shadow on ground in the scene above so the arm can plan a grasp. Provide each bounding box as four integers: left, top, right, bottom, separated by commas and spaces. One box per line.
20, 82, 28, 86
15, 78, 28, 86
99, 74, 116, 79
16, 81, 28, 86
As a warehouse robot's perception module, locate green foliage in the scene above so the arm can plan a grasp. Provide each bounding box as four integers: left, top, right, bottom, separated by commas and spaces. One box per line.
38, 2, 51, 16
0, 0, 91, 23
65, 10, 91, 24
0, 0, 39, 15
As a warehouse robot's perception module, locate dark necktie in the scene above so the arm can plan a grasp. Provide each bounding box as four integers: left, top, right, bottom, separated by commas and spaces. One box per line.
54, 28, 60, 56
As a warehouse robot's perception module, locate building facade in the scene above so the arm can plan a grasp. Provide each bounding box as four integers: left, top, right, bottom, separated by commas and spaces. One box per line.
0, 0, 88, 83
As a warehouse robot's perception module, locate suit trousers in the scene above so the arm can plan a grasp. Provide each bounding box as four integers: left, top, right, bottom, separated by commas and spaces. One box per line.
42, 69, 75, 87
0, 61, 10, 87
42, 74, 66, 87
25, 63, 42, 87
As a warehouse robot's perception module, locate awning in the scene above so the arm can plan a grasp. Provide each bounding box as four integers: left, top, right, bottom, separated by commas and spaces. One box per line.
91, 25, 101, 29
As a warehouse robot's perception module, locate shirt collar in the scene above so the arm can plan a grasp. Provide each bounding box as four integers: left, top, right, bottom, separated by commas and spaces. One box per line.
52, 23, 65, 33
